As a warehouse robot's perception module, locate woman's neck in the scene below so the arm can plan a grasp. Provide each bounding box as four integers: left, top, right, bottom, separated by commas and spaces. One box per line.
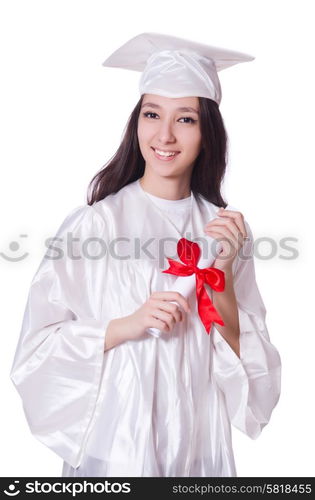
139, 176, 191, 200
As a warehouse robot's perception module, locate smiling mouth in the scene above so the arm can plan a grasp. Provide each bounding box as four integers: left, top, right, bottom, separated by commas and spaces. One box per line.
151, 147, 180, 159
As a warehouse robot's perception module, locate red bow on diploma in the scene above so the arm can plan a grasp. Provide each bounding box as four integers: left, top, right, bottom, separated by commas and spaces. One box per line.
162, 238, 225, 334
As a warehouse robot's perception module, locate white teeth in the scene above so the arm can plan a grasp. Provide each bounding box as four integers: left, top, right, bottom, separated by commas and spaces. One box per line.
155, 149, 176, 157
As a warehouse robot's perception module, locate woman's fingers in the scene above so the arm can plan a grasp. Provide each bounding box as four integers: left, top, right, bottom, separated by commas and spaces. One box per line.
151, 307, 181, 332
152, 300, 183, 318
205, 217, 238, 237
150, 291, 190, 313
204, 221, 238, 242
204, 212, 248, 248
217, 209, 248, 239
151, 317, 175, 333
151, 300, 183, 327
147, 292, 190, 333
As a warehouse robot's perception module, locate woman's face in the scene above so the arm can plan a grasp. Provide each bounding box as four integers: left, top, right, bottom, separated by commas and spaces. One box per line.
137, 94, 202, 181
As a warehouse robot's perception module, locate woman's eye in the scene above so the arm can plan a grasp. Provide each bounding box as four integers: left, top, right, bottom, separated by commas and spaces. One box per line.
178, 117, 197, 124
143, 112, 158, 119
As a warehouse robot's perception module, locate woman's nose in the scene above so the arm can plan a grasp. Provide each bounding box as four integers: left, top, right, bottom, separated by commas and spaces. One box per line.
157, 120, 176, 143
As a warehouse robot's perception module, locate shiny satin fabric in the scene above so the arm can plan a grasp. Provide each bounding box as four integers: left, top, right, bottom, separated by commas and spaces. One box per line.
139, 49, 222, 104
102, 33, 255, 105
10, 179, 281, 477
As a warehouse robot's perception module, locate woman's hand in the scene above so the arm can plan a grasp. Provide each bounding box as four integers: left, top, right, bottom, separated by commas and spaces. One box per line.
128, 291, 191, 339
105, 292, 191, 350
204, 208, 249, 271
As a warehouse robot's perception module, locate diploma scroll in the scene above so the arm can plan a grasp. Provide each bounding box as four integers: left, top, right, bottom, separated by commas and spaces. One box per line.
147, 274, 195, 338
147, 238, 223, 338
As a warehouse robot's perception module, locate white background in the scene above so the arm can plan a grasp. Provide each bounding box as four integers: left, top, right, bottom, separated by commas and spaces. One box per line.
1, 0, 314, 477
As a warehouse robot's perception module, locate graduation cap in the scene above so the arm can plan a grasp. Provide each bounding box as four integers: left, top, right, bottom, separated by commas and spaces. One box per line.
102, 32, 255, 105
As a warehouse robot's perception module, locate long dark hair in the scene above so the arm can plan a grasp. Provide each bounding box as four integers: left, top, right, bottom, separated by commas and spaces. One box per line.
87, 95, 228, 208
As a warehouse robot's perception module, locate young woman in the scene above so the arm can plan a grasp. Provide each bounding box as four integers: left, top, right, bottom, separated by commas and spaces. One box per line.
10, 33, 281, 477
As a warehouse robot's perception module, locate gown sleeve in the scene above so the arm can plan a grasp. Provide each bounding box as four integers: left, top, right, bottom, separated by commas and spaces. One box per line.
211, 220, 281, 439
10, 204, 114, 468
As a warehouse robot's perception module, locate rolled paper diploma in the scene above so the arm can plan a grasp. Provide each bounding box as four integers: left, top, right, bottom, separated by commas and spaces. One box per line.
147, 238, 223, 338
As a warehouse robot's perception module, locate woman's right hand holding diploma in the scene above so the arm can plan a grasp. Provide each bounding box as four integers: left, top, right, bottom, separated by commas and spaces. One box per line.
130, 291, 191, 337
105, 292, 191, 351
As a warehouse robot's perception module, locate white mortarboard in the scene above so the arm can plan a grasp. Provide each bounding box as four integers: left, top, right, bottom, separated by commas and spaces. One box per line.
102, 32, 255, 105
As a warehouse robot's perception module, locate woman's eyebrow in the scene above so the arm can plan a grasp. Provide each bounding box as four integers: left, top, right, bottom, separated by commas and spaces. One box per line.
142, 102, 199, 115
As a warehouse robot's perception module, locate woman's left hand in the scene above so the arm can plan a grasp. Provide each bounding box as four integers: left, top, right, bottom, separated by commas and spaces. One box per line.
204, 208, 248, 271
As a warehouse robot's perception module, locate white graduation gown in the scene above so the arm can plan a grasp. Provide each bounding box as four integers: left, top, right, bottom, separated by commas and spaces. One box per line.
10, 179, 281, 477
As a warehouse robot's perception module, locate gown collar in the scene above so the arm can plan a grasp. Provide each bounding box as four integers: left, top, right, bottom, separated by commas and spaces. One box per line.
135, 179, 218, 268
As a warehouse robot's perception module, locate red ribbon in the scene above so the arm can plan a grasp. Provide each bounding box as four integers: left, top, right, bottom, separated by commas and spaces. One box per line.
162, 238, 225, 334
